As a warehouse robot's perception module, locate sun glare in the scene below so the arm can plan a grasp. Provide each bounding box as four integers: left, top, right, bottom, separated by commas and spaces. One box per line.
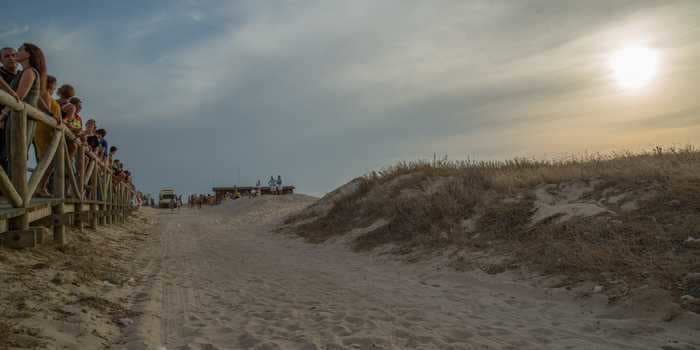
609, 46, 659, 90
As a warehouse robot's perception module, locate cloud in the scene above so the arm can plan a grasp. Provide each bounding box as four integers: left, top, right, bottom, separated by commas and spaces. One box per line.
627, 107, 700, 130
12, 0, 700, 196
0, 25, 30, 39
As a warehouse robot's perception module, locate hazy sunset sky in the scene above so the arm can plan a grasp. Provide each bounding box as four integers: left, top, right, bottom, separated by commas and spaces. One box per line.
3, 1, 699, 196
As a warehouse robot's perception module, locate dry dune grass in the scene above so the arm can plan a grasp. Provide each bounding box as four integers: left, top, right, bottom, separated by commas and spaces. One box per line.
287, 146, 700, 299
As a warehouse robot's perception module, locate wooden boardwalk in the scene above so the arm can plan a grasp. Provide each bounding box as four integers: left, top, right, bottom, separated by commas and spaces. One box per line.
0, 90, 135, 248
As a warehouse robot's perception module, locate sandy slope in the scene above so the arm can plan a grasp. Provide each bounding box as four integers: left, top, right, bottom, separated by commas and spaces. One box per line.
155, 195, 699, 350
0, 209, 159, 350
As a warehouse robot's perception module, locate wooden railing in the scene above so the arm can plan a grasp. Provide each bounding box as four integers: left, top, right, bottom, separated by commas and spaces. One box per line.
0, 90, 136, 248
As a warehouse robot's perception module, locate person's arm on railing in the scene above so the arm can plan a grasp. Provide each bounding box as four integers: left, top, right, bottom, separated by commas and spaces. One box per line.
0, 80, 19, 102
38, 94, 51, 114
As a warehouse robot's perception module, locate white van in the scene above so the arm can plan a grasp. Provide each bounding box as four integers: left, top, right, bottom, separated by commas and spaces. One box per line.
159, 188, 177, 208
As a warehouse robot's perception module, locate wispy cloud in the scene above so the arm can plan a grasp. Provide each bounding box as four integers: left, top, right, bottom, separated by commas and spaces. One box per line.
0, 25, 30, 39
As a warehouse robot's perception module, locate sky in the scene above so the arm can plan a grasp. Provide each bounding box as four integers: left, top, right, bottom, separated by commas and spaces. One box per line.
3, 1, 699, 197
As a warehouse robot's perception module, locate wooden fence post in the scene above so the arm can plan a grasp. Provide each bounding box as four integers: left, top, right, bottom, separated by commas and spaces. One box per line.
52, 132, 66, 245
99, 168, 107, 226
89, 164, 98, 230
74, 144, 85, 231
119, 183, 124, 223
111, 181, 116, 224
9, 108, 28, 230
105, 176, 112, 225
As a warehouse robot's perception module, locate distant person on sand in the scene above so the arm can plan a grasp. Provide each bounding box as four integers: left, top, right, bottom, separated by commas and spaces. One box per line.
268, 176, 276, 195
276, 175, 283, 195
256, 179, 261, 197
169, 197, 175, 212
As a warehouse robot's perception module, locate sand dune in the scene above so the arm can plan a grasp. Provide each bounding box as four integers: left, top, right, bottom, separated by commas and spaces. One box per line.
148, 195, 699, 350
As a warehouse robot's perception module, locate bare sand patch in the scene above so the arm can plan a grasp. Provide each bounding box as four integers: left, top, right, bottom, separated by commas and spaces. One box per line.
0, 208, 159, 350
157, 196, 699, 349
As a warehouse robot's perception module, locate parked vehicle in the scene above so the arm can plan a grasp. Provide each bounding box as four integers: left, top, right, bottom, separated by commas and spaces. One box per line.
159, 188, 177, 208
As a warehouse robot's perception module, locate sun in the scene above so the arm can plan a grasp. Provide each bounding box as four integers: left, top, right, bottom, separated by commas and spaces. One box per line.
609, 46, 659, 90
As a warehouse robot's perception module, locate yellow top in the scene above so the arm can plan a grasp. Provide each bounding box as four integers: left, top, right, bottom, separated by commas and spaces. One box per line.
50, 98, 61, 122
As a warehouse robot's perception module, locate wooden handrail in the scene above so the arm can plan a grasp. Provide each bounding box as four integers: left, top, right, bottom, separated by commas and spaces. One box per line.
0, 89, 137, 216
0, 90, 114, 171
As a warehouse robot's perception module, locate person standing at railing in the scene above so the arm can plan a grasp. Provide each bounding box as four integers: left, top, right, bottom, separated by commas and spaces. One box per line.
0, 47, 19, 85
108, 146, 117, 164
0, 47, 22, 103
1, 43, 47, 177
84, 118, 96, 135
0, 48, 20, 171
33, 75, 63, 197
85, 119, 99, 153
56, 84, 80, 153
56, 84, 74, 112
35, 72, 59, 159
0, 47, 20, 103
43, 75, 63, 128
95, 128, 108, 160
14, 44, 47, 144
63, 97, 83, 159
65, 97, 83, 134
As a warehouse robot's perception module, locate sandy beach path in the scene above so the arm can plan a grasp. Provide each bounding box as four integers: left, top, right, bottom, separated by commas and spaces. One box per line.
157, 195, 698, 350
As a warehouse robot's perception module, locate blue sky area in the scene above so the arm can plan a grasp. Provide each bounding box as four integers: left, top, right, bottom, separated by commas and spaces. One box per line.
3, 1, 699, 197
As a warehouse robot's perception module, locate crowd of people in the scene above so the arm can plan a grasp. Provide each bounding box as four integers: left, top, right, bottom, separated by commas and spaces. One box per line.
187, 194, 215, 208
246, 175, 286, 197
0, 43, 135, 198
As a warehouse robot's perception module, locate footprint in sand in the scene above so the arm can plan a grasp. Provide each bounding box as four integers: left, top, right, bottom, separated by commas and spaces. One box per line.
254, 343, 281, 350
182, 326, 203, 338
331, 325, 353, 336
185, 343, 219, 350
238, 332, 262, 348
344, 316, 364, 326
392, 328, 413, 340
323, 344, 345, 350
342, 336, 392, 349
445, 329, 475, 343
217, 326, 235, 334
